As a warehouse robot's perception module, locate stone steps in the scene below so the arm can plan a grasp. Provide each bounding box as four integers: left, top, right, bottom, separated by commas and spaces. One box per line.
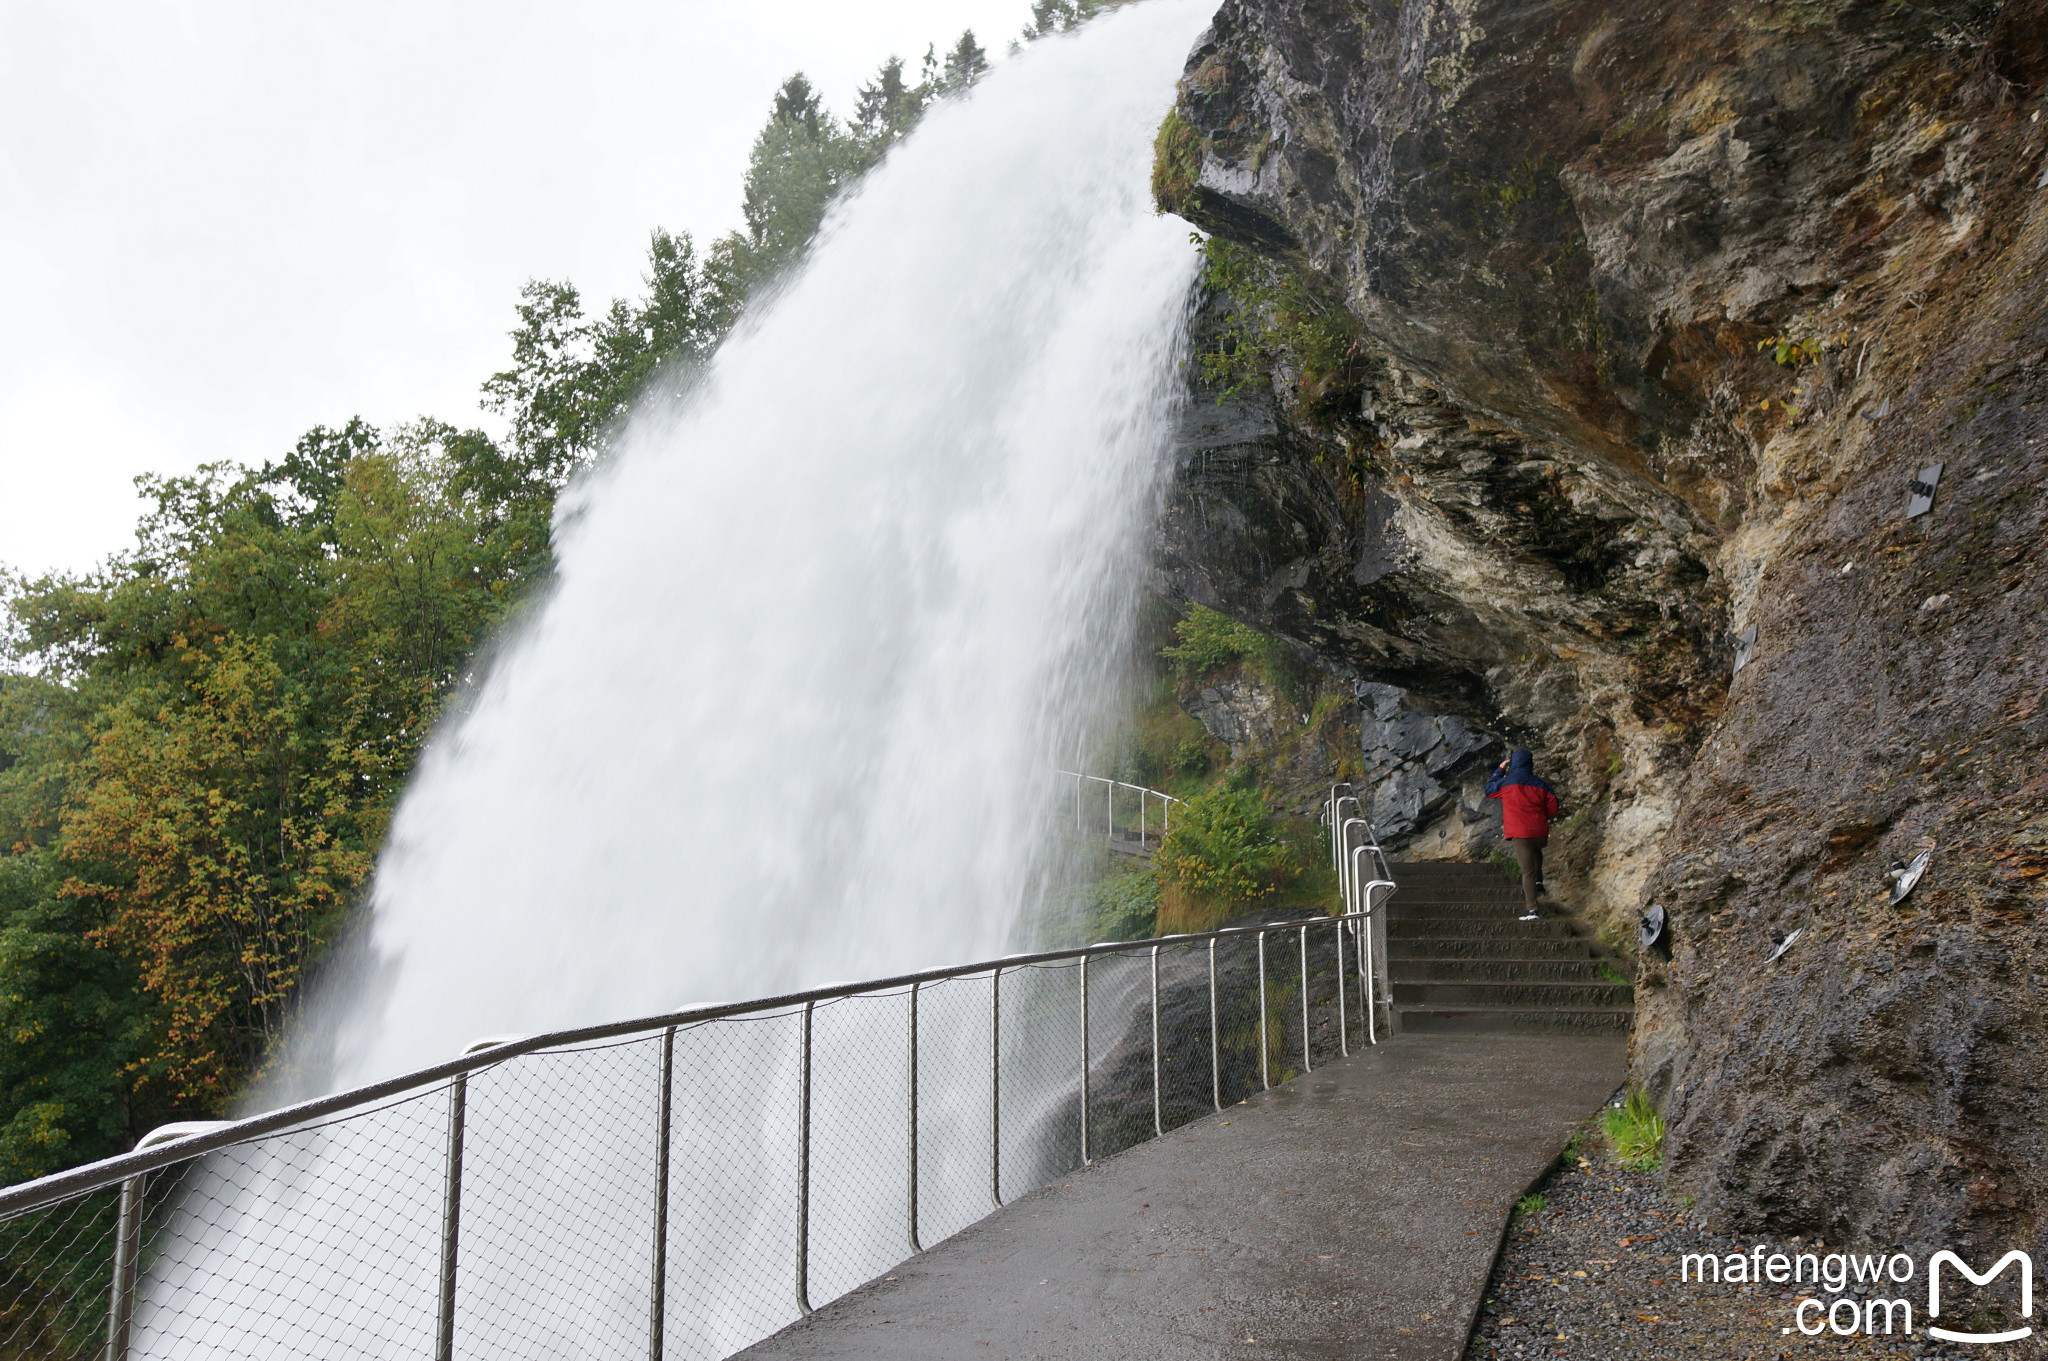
1386, 938, 1597, 961
1391, 980, 1634, 1008
1389, 900, 1534, 920
1389, 917, 1579, 939
1381, 861, 1632, 1037
1394, 1005, 1634, 1036
1394, 957, 1620, 984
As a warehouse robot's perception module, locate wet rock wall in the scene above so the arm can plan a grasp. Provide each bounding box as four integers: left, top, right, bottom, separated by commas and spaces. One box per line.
1153, 0, 2048, 1250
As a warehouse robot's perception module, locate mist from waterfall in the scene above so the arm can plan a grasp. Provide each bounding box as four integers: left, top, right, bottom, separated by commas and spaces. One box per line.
310, 0, 1209, 1094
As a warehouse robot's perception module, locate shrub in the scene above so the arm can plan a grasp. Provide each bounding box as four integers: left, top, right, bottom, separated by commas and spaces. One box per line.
1160, 603, 1268, 681
1155, 787, 1293, 932
1159, 603, 1309, 704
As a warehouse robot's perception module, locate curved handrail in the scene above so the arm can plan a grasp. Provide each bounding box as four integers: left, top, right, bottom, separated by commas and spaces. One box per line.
1329, 782, 1400, 1047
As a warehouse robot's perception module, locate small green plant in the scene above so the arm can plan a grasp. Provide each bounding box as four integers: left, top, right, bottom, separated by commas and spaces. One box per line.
1602, 1090, 1666, 1171
1092, 860, 1162, 942
1515, 1193, 1546, 1217
1758, 334, 1824, 368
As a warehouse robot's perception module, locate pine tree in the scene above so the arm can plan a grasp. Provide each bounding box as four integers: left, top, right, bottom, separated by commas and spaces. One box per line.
853, 55, 929, 155
941, 30, 990, 91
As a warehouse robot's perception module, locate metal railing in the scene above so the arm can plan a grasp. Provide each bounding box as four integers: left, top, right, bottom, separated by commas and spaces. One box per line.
1056, 769, 1180, 847
1329, 783, 1397, 1042
0, 900, 1388, 1361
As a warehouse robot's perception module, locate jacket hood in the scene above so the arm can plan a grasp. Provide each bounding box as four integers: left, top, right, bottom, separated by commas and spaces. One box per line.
1500, 749, 1553, 791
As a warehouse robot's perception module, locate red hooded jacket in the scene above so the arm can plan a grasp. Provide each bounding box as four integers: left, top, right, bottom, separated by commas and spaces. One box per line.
1485, 751, 1560, 839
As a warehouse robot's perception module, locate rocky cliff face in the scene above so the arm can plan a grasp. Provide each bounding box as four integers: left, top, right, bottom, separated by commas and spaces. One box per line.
1154, 0, 2048, 1252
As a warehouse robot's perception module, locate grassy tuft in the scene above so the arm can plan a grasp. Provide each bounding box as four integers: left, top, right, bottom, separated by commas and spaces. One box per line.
1151, 107, 1204, 215
1602, 1090, 1665, 1171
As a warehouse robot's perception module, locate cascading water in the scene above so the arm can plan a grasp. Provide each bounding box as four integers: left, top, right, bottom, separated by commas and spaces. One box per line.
311, 0, 1212, 1094
132, 6, 1216, 1357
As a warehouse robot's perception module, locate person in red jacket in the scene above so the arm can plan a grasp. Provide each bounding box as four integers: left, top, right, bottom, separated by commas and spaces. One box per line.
1485, 749, 1560, 918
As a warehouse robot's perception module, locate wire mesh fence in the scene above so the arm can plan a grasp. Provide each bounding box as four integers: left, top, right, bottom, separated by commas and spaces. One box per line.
0, 905, 1390, 1361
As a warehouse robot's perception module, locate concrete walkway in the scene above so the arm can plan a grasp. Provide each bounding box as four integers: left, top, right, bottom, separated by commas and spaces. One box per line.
737, 1033, 1626, 1361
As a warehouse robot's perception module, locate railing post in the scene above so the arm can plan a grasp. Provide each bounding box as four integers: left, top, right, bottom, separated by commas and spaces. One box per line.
1373, 888, 1390, 1044
1335, 916, 1348, 1059
797, 1000, 814, 1315
908, 982, 921, 1253
990, 968, 1002, 1208
1208, 936, 1220, 1112
436, 1074, 467, 1361
1299, 924, 1313, 1074
1078, 955, 1090, 1165
103, 1176, 143, 1361
1257, 930, 1269, 1091
1104, 780, 1112, 840
1361, 883, 1378, 1046
1150, 944, 1162, 1138
649, 1026, 675, 1361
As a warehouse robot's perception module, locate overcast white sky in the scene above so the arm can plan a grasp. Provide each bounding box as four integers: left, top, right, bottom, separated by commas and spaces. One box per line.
0, 0, 1044, 577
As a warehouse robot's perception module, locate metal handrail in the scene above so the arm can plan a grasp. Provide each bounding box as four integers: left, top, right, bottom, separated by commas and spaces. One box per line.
1057, 769, 1181, 844
0, 907, 1374, 1224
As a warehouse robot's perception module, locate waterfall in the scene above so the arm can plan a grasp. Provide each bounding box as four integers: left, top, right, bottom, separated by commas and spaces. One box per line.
315, 0, 1211, 1091
127, 9, 1214, 1358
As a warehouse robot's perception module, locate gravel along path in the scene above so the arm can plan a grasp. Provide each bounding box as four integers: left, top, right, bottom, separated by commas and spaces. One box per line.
1463, 1140, 2043, 1360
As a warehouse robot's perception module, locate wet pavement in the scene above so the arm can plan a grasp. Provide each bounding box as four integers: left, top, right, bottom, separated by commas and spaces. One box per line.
737, 1032, 1627, 1360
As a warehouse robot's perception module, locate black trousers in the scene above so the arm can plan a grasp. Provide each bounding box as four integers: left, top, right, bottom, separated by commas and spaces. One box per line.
1508, 836, 1547, 913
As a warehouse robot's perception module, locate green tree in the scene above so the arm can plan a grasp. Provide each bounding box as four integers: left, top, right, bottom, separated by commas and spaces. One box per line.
483, 228, 715, 485
0, 850, 162, 1184
60, 638, 372, 1108
4, 424, 529, 1117
940, 31, 990, 90
1021, 0, 1114, 40
705, 75, 864, 325
853, 55, 930, 156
